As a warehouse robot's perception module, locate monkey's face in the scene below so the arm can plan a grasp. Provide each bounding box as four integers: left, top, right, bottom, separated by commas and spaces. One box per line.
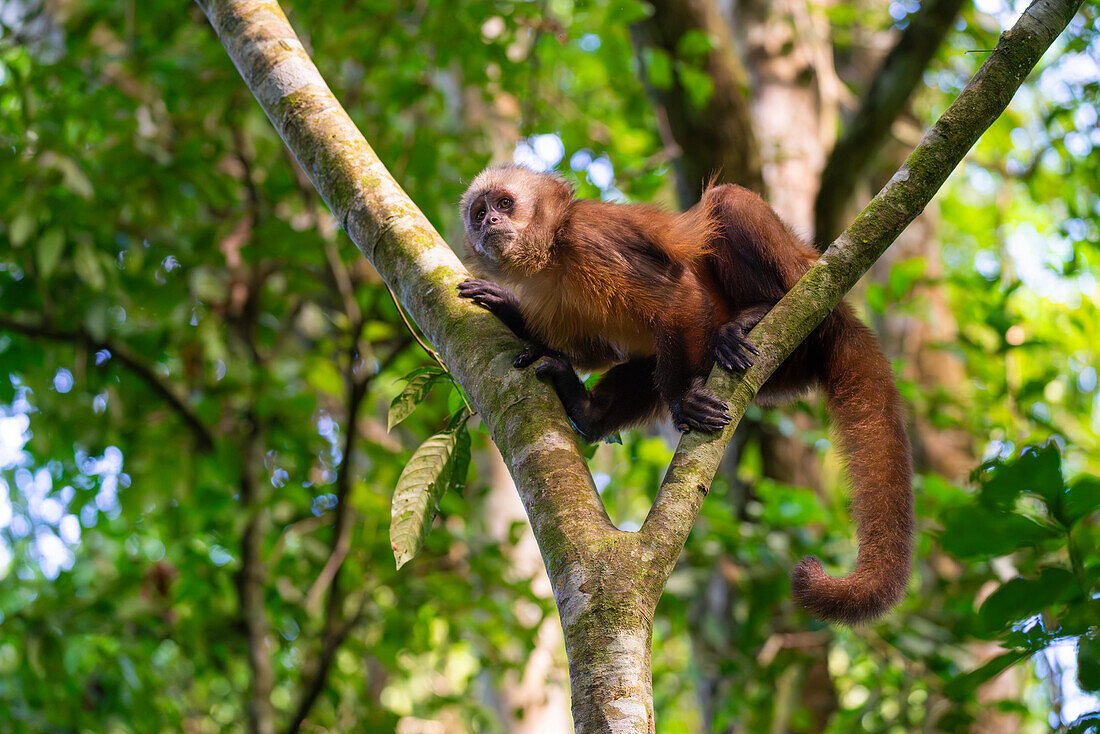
463, 186, 526, 265
459, 165, 573, 278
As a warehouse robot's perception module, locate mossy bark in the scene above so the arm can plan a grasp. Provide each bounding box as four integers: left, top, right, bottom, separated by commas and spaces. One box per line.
197, 0, 1084, 730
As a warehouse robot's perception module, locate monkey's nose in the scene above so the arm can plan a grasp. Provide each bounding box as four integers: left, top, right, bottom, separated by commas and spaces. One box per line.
488, 214, 501, 224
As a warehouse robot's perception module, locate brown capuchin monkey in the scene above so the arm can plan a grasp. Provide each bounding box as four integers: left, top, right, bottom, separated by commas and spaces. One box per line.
457, 164, 912, 624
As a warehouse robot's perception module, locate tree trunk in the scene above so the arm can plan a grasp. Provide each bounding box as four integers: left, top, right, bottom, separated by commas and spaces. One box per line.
484, 447, 572, 733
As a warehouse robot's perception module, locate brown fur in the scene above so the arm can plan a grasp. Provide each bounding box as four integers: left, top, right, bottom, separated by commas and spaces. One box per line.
459, 164, 913, 624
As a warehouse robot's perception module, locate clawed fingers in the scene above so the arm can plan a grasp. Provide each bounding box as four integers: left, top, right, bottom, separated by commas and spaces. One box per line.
673, 389, 731, 433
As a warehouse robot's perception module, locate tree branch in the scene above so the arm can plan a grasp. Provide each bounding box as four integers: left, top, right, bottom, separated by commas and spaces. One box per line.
814, 0, 968, 244
0, 315, 216, 452
642, 0, 1085, 563
237, 413, 276, 734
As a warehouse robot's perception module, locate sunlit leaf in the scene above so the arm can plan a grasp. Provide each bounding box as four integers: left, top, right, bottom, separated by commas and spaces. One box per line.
977, 567, 1077, 635
945, 649, 1029, 701
979, 442, 1062, 513
939, 505, 1059, 558
1061, 476, 1100, 528
73, 241, 105, 291
387, 366, 448, 432
36, 228, 65, 279
390, 421, 463, 570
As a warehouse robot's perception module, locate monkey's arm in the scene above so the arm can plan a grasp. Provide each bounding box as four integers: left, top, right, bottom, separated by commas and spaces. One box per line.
458, 278, 566, 368
653, 323, 731, 433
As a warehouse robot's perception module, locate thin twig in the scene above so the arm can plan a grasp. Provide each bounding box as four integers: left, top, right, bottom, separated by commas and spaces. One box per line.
0, 315, 216, 451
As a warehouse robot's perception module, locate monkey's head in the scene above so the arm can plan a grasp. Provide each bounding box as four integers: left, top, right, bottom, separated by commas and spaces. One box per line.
460, 164, 574, 278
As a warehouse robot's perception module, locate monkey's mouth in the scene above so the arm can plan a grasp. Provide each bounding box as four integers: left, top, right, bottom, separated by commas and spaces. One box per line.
477, 230, 516, 261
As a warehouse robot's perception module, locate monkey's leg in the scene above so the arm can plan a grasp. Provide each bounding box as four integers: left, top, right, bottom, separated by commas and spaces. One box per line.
715, 304, 770, 372
654, 326, 731, 433
533, 356, 662, 442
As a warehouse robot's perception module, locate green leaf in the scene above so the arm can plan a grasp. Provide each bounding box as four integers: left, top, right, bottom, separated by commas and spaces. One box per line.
675, 29, 714, 59
447, 421, 471, 496
757, 480, 824, 527
387, 366, 447, 432
1061, 476, 1100, 528
677, 64, 715, 109
73, 241, 105, 291
939, 505, 1059, 558
887, 257, 926, 300
977, 567, 1077, 634
390, 423, 462, 569
979, 442, 1063, 513
1078, 636, 1100, 693
304, 358, 344, 397
36, 228, 65, 279
945, 649, 1029, 701
9, 210, 35, 247
643, 48, 673, 91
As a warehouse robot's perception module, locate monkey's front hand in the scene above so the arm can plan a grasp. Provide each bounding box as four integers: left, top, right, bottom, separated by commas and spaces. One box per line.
670, 387, 731, 433
458, 277, 532, 344
458, 278, 519, 316
715, 321, 760, 372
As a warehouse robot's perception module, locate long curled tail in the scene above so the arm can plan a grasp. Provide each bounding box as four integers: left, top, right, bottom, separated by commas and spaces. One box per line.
791, 317, 913, 624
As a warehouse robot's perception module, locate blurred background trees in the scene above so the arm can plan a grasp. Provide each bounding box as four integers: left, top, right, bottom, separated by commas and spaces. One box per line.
0, 0, 1098, 731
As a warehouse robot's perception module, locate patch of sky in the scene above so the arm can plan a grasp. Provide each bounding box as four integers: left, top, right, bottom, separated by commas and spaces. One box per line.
1003, 222, 1093, 306
53, 367, 73, 394
1039, 639, 1100, 727
513, 134, 564, 172
2, 386, 132, 579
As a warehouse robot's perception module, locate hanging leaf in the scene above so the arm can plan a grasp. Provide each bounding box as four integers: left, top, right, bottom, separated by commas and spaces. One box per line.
73, 241, 105, 291
447, 419, 471, 496
387, 366, 448, 432
977, 567, 1078, 635
390, 415, 469, 570
979, 442, 1063, 513
36, 228, 65, 279
939, 505, 1059, 558
1061, 476, 1100, 528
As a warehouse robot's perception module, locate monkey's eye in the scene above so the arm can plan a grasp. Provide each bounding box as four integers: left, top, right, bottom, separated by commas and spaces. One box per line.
498, 197, 513, 209
474, 207, 486, 222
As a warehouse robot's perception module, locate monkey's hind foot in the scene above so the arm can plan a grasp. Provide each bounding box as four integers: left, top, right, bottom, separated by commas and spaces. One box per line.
716, 322, 759, 372
670, 386, 730, 433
